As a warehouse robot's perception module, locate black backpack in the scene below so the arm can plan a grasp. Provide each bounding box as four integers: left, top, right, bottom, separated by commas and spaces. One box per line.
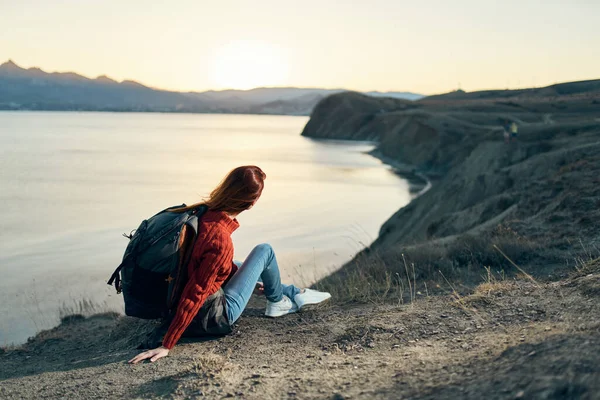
107, 204, 208, 319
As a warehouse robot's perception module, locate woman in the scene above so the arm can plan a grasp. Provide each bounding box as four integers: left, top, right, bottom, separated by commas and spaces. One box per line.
129, 166, 331, 364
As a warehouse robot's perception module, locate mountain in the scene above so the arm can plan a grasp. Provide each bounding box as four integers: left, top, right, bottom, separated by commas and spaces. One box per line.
0, 60, 424, 115
0, 60, 206, 112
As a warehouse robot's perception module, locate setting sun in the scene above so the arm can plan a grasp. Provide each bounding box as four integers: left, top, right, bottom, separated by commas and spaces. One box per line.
210, 40, 289, 90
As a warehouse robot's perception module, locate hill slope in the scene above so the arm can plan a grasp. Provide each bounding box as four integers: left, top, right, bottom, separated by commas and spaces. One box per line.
422, 79, 600, 102
303, 82, 600, 288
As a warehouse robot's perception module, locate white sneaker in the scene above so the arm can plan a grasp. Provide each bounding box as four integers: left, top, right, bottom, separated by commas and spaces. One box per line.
265, 295, 298, 318
294, 289, 331, 310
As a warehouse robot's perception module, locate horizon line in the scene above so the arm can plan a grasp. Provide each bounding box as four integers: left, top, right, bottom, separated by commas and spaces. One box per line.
0, 59, 426, 96
2, 58, 599, 97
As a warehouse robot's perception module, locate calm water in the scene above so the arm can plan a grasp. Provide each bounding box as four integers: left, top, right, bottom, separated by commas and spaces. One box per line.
0, 112, 412, 345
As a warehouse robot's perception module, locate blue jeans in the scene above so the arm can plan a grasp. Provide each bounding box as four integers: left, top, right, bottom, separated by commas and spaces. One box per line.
223, 243, 302, 323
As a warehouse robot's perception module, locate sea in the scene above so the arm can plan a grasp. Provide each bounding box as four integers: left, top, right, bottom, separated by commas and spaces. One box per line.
0, 111, 412, 345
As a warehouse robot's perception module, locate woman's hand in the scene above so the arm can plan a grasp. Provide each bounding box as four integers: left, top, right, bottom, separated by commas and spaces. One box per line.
128, 346, 169, 364
253, 282, 265, 296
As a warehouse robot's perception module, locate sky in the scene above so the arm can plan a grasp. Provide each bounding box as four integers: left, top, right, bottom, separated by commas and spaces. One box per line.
1, 0, 599, 94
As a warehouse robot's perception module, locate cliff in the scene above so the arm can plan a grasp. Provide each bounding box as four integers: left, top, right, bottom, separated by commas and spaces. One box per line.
303, 83, 600, 285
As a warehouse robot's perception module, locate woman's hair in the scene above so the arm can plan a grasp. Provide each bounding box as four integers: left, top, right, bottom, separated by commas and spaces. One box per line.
172, 166, 266, 214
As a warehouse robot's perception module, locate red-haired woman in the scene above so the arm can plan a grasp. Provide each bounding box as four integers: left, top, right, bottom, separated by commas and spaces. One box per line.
129, 166, 331, 364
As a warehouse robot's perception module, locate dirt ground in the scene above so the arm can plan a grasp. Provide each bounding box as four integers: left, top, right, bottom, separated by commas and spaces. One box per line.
1, 260, 598, 400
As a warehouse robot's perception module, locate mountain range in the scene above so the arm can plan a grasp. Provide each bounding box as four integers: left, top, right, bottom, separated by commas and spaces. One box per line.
0, 60, 424, 115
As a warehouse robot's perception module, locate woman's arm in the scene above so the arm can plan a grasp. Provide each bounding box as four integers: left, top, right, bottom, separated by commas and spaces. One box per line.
129, 230, 233, 363
162, 237, 232, 349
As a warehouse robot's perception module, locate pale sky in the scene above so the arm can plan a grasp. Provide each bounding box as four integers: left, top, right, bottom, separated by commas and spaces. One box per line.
1, 0, 599, 94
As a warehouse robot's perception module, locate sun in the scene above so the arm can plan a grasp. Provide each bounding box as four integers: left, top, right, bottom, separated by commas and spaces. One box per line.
211, 40, 289, 90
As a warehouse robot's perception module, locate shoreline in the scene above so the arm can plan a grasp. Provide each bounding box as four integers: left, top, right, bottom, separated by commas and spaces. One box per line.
368, 149, 433, 197
0, 109, 313, 117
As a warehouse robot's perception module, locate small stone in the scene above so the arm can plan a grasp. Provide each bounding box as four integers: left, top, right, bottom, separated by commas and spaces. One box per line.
288, 391, 297, 396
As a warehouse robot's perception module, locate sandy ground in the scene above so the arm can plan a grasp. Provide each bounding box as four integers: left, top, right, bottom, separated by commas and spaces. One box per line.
1, 260, 598, 400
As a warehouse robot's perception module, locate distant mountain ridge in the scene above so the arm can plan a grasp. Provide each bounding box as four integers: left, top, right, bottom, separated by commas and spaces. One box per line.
0, 60, 424, 115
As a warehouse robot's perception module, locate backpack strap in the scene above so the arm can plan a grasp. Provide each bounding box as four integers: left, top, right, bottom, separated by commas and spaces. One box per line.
107, 265, 122, 293
185, 215, 199, 235
107, 257, 133, 293
184, 204, 207, 234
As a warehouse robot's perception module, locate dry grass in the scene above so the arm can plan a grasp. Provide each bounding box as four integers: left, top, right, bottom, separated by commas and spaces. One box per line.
317, 227, 567, 305
462, 265, 515, 306
471, 281, 514, 298
316, 249, 433, 305
58, 298, 113, 322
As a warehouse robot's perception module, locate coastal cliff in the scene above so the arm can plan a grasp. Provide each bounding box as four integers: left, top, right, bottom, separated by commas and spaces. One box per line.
303, 85, 600, 286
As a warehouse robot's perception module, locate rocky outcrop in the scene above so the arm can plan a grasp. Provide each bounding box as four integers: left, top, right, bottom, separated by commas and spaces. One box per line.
301, 92, 415, 141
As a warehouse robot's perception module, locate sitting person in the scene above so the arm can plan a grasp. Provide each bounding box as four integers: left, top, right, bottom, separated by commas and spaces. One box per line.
129, 166, 331, 364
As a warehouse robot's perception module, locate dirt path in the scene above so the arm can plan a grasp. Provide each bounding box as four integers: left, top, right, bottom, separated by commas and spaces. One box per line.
1, 262, 599, 400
